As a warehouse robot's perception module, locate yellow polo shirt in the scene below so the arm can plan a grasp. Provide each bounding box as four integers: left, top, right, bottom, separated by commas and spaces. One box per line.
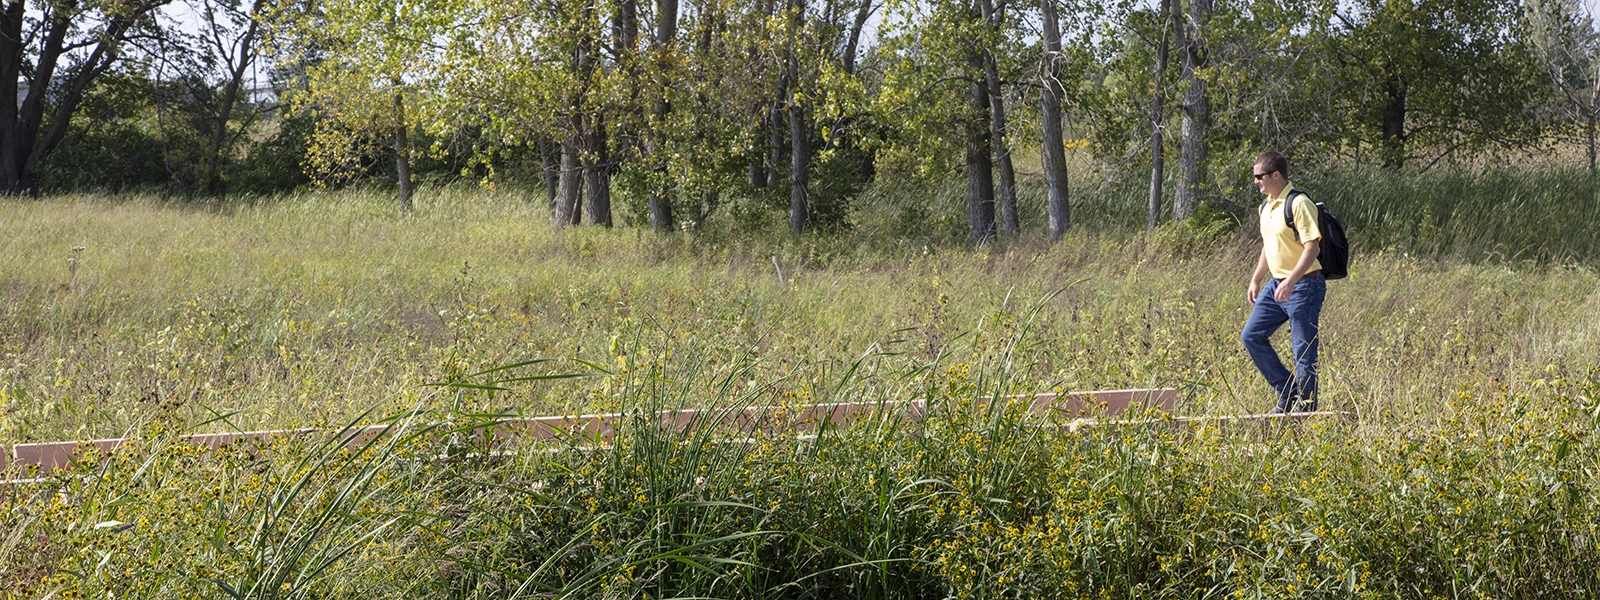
1260, 183, 1322, 279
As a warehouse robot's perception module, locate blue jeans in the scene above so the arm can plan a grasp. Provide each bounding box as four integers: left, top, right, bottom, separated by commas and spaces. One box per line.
1240, 275, 1325, 412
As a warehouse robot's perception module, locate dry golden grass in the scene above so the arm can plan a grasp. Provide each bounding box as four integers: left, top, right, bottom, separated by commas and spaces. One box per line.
0, 187, 1593, 444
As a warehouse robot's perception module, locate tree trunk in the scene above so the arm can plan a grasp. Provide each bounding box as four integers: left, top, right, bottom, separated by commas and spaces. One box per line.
648, 0, 679, 232
657, 0, 678, 45
554, 125, 583, 227
393, 88, 413, 212
983, 60, 1017, 237
1588, 111, 1596, 174
1173, 0, 1210, 221
688, 5, 718, 228
10, 10, 75, 195
786, 0, 809, 234
976, 0, 1016, 237
584, 119, 612, 227
538, 138, 559, 209
767, 85, 786, 189
649, 192, 674, 230
749, 116, 769, 188
1381, 76, 1406, 168
844, 0, 874, 75
616, 0, 638, 53
1147, 0, 1173, 230
788, 105, 810, 234
746, 0, 774, 189
0, 1, 30, 192
967, 57, 997, 244
1040, 0, 1070, 240
204, 69, 247, 195
611, 0, 641, 200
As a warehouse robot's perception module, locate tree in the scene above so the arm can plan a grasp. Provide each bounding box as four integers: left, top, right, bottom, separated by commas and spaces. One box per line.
1526, 0, 1600, 172
193, 0, 275, 196
1202, 0, 1343, 169
648, 0, 680, 232
965, 39, 996, 243
784, 0, 811, 233
1146, 0, 1174, 230
1040, 0, 1070, 239
276, 0, 451, 210
977, 0, 1018, 237
553, 1, 600, 227
138, 0, 279, 194
1330, 0, 1545, 168
879, 0, 998, 243
1, 0, 174, 195
1172, 0, 1210, 221
422, 0, 634, 226
769, 0, 877, 234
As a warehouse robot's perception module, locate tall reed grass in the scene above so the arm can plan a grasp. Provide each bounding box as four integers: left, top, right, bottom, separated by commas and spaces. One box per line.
1302, 166, 1600, 264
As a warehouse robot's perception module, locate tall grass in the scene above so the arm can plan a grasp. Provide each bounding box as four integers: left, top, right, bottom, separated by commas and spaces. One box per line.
1302, 166, 1600, 264
5, 316, 1598, 598
1, 181, 1599, 597
855, 162, 1600, 264
1, 187, 1597, 444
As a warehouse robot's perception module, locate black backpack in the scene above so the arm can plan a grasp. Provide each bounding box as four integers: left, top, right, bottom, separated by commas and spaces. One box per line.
1280, 189, 1350, 280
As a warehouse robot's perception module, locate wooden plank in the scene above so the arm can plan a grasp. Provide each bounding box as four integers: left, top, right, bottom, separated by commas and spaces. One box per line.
1178, 410, 1355, 433
1058, 410, 1355, 435
1024, 388, 1178, 416
2, 388, 1180, 478
186, 428, 319, 449
492, 413, 626, 442
10, 438, 125, 475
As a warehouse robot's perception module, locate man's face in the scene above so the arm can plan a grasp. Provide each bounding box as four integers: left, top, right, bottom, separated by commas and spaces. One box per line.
1253, 162, 1286, 197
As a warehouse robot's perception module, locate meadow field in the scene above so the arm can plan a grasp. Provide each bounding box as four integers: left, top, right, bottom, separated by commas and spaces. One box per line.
2, 172, 1599, 598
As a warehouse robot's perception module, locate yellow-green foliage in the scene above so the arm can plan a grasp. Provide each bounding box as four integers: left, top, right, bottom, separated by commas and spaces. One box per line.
1, 189, 1598, 598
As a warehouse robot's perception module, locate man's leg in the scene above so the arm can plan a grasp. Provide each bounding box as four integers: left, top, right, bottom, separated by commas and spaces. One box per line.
1240, 280, 1292, 411
1285, 276, 1326, 412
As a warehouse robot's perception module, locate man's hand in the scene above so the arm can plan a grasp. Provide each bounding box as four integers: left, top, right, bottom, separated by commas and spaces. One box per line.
1273, 240, 1319, 304
1248, 251, 1271, 306
1273, 279, 1295, 303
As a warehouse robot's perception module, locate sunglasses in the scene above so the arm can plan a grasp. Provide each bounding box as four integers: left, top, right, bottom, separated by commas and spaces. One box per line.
1252, 170, 1277, 180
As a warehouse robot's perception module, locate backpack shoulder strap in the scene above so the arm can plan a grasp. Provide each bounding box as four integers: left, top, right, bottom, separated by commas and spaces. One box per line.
1283, 189, 1305, 239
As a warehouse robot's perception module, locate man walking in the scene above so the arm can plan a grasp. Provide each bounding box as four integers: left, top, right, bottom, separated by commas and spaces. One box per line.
1241, 151, 1324, 413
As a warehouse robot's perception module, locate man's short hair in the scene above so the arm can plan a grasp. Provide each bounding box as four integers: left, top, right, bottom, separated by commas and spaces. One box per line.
1256, 151, 1289, 178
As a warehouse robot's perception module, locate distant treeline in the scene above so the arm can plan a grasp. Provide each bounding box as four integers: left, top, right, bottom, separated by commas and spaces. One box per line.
8, 0, 1599, 239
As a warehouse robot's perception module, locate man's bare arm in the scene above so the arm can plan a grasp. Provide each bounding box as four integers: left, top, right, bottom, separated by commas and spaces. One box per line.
1285, 240, 1321, 285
